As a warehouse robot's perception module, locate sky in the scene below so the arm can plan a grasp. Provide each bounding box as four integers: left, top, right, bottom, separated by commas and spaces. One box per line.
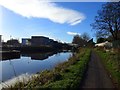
0, 0, 106, 43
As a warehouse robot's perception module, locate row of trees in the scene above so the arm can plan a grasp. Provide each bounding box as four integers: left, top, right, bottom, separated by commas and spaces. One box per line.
72, 2, 120, 47
72, 33, 93, 47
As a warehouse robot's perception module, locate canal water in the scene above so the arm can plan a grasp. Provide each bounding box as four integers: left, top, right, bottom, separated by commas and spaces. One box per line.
0, 52, 72, 83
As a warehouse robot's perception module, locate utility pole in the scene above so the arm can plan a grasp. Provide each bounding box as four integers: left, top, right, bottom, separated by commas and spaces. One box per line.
0, 35, 2, 46
10, 35, 12, 40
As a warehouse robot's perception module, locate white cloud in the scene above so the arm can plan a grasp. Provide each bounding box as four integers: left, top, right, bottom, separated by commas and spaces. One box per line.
0, 0, 85, 25
67, 31, 81, 36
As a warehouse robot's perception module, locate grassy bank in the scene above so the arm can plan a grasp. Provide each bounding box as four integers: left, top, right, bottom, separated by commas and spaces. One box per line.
96, 49, 120, 88
7, 48, 91, 89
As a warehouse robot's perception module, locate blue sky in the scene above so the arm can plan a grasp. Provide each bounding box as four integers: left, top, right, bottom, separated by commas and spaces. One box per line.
0, 1, 105, 43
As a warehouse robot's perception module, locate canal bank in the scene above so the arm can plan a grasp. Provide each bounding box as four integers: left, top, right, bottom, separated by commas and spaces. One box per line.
2, 48, 91, 89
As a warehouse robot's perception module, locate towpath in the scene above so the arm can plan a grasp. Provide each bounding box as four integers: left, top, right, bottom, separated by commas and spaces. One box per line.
81, 50, 115, 89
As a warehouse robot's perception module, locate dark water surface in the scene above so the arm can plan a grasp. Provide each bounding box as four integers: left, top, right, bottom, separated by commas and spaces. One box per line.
0, 52, 72, 82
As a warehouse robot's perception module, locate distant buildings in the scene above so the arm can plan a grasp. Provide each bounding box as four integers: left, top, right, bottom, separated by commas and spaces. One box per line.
1, 35, 72, 51
31, 36, 54, 46
22, 36, 59, 47
6, 39, 20, 47
22, 38, 31, 46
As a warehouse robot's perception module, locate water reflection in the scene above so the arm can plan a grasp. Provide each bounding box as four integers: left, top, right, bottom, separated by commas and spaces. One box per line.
21, 52, 57, 60
1, 52, 72, 82
2, 55, 20, 61
1, 52, 57, 61
1, 51, 20, 61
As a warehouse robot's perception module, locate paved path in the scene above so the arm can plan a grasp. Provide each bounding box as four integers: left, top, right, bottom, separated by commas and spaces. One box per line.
81, 50, 115, 88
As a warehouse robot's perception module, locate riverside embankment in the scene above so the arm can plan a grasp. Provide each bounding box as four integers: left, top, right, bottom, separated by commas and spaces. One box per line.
3, 48, 91, 89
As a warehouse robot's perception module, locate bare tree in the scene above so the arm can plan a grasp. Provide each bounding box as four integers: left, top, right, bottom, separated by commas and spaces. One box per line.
72, 35, 82, 45
91, 2, 120, 40
72, 34, 87, 47
81, 32, 90, 42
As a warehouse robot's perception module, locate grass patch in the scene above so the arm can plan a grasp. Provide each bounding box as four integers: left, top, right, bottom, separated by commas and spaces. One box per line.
7, 48, 91, 89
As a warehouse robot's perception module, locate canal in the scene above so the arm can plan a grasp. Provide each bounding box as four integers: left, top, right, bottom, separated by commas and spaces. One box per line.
0, 52, 72, 83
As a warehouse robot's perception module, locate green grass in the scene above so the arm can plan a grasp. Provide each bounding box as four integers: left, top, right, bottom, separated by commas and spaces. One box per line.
8, 48, 91, 89
96, 49, 120, 88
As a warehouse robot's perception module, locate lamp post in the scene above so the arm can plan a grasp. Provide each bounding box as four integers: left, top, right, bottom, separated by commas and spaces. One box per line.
10, 35, 12, 51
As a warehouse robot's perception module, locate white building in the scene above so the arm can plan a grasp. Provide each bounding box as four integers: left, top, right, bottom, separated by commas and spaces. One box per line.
95, 41, 112, 47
